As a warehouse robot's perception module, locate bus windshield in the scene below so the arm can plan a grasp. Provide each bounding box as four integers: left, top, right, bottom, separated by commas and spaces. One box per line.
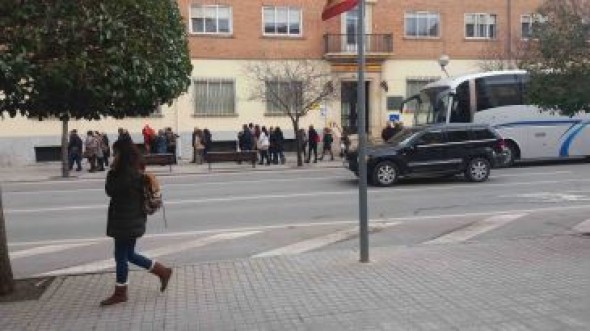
412, 87, 450, 126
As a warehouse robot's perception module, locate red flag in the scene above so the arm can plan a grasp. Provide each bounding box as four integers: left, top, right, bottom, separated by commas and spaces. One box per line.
322, 0, 358, 21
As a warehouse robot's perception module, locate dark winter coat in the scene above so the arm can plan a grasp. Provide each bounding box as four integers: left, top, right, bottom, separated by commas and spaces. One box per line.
239, 130, 254, 150
381, 126, 396, 142
308, 128, 319, 146
105, 169, 147, 239
275, 130, 284, 151
68, 134, 83, 154
323, 133, 333, 148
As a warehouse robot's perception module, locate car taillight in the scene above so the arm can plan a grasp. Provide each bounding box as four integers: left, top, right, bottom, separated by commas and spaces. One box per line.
496, 139, 506, 150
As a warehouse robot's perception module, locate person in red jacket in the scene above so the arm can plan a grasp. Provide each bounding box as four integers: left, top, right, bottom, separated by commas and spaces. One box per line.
141, 124, 156, 154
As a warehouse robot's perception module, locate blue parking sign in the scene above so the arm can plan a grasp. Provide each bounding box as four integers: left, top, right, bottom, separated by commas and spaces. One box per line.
388, 113, 400, 122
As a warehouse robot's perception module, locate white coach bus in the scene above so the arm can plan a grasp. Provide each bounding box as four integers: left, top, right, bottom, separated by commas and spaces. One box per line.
402, 70, 590, 165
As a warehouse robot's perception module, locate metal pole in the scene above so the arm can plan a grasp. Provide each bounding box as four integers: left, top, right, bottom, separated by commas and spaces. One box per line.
357, 0, 369, 263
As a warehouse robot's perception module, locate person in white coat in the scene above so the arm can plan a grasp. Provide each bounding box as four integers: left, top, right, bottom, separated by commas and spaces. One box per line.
257, 126, 270, 166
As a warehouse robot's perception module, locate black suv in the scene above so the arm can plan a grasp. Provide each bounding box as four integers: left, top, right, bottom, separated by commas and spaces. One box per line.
345, 124, 507, 186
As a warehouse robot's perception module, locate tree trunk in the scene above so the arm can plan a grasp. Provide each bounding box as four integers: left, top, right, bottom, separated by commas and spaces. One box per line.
291, 117, 303, 167
0, 187, 15, 295
61, 119, 69, 178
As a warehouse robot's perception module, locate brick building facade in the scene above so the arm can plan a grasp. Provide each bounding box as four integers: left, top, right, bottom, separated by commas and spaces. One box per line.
0, 0, 543, 165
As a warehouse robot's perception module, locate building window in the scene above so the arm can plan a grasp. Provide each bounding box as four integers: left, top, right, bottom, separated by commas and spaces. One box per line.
465, 13, 497, 39
265, 81, 303, 115
263, 6, 302, 36
194, 79, 235, 116
406, 77, 439, 98
190, 5, 232, 35
521, 15, 534, 39
521, 14, 548, 39
405, 12, 440, 38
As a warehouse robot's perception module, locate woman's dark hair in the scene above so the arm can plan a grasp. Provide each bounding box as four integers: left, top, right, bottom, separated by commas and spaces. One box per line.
112, 139, 145, 172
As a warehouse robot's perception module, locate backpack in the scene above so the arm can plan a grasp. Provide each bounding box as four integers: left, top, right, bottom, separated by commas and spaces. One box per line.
143, 172, 162, 215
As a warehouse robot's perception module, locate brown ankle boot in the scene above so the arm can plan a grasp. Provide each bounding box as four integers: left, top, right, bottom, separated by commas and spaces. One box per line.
149, 262, 172, 292
100, 284, 128, 306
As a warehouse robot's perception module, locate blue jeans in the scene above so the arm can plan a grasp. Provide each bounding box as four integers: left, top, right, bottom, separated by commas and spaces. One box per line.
68, 152, 82, 170
114, 238, 152, 284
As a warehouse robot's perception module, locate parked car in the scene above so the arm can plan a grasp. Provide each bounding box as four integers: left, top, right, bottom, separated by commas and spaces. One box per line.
344, 123, 508, 186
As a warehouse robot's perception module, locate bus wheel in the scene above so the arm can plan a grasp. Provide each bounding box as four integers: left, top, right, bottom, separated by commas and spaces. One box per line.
503, 141, 519, 167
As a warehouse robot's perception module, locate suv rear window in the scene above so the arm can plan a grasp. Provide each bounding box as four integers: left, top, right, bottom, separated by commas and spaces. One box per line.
471, 128, 496, 140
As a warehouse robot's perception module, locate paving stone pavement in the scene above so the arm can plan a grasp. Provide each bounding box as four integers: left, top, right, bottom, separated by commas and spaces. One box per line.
1, 236, 589, 331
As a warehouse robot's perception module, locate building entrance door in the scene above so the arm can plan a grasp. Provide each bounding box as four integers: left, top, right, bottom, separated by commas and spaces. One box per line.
341, 81, 370, 134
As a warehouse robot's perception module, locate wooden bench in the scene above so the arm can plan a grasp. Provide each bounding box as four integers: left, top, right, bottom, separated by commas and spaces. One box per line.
144, 153, 176, 172
204, 151, 257, 171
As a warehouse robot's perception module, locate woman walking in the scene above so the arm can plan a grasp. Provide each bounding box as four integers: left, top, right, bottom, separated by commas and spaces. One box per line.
100, 139, 172, 306
319, 127, 334, 161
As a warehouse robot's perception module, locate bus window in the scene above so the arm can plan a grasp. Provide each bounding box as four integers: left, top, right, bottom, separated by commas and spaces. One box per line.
450, 81, 471, 122
475, 74, 523, 112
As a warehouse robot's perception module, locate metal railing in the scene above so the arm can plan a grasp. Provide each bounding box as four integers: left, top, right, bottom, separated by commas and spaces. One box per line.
323, 34, 393, 54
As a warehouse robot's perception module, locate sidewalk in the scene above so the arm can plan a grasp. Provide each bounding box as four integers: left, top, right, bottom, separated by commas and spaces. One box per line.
1, 235, 589, 330
0, 153, 344, 183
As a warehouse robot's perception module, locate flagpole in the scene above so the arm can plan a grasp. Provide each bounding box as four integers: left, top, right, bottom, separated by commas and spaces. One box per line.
357, 0, 369, 263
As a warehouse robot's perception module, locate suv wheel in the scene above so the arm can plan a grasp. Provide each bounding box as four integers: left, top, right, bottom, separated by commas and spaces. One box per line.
465, 158, 491, 182
372, 161, 398, 186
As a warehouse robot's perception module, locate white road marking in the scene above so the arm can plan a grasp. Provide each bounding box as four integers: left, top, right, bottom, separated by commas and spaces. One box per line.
37, 231, 259, 276
573, 219, 590, 234
4, 175, 349, 195
6, 178, 590, 214
2, 167, 340, 187
9, 242, 97, 259
424, 214, 527, 245
491, 170, 572, 178
501, 192, 590, 202
9, 204, 590, 247
3, 170, 574, 195
252, 222, 399, 258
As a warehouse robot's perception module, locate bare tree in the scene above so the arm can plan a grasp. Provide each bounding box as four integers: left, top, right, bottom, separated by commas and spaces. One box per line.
478, 35, 531, 71
245, 60, 337, 166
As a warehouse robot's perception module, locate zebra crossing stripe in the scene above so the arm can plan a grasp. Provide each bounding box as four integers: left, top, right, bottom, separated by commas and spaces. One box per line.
573, 219, 590, 234
424, 214, 527, 245
252, 222, 399, 258
37, 231, 260, 277
10, 242, 97, 260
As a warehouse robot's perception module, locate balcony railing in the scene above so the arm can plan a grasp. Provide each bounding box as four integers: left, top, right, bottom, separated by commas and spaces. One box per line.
324, 34, 393, 54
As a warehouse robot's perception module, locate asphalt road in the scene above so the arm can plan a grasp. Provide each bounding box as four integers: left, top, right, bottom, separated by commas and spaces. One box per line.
3, 160, 590, 278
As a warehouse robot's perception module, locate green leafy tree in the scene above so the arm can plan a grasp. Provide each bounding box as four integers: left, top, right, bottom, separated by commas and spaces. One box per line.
522, 0, 590, 116
0, 0, 192, 295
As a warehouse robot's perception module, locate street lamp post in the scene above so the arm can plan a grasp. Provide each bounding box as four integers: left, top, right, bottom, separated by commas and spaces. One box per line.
438, 54, 450, 78
357, 0, 369, 263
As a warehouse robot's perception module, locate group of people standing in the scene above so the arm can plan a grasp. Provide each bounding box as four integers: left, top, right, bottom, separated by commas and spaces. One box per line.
68, 130, 111, 172
141, 124, 179, 160
237, 123, 287, 166
298, 125, 342, 163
